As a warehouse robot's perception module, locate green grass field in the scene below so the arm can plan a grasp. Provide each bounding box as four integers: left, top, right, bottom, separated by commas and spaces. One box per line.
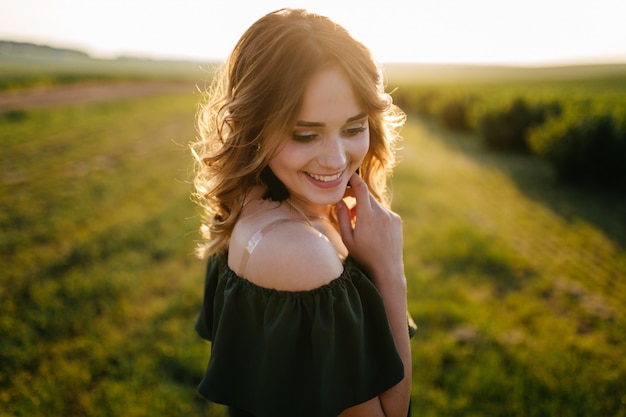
0, 92, 227, 416
394, 119, 626, 416
0, 53, 208, 90
1, 65, 625, 416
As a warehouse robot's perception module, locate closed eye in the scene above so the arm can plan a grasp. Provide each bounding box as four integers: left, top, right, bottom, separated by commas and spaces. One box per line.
292, 133, 318, 143
343, 126, 367, 136
343, 119, 368, 137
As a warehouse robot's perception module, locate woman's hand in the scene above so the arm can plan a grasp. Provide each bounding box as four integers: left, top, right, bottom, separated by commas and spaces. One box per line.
336, 172, 411, 417
336, 172, 405, 287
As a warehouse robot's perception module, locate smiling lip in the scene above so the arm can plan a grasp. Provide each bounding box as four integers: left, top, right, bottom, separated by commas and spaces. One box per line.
305, 171, 344, 188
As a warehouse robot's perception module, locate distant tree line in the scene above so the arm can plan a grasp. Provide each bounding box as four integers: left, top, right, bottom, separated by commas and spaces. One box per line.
393, 79, 626, 186
0, 40, 90, 60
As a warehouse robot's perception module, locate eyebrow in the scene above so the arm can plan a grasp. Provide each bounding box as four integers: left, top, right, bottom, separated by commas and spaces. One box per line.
296, 112, 367, 127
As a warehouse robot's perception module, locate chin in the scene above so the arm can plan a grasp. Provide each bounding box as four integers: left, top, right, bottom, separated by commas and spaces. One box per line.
312, 189, 347, 206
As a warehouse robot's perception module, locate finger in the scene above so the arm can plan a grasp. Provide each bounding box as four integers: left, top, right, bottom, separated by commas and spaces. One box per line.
347, 171, 372, 211
336, 200, 354, 246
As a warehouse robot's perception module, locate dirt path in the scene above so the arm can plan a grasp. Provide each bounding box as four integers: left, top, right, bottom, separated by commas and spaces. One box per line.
0, 81, 195, 111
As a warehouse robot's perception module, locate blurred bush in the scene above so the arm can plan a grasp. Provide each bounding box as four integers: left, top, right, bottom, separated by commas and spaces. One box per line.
528, 106, 626, 184
439, 97, 474, 131
478, 98, 561, 152
392, 74, 626, 187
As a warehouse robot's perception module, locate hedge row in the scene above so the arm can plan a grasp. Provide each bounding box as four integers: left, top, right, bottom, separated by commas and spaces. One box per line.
394, 85, 626, 185
529, 105, 626, 184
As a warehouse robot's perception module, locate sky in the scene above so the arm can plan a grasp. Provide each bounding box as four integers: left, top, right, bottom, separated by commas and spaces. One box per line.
1, 0, 625, 66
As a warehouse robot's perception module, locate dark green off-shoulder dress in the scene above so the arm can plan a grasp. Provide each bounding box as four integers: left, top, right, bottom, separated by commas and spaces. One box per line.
195, 253, 406, 417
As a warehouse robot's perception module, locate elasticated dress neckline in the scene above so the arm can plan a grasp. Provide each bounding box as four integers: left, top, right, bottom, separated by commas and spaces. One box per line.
195, 252, 405, 417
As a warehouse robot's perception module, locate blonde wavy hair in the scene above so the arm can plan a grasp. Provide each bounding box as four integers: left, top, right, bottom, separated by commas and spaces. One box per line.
191, 8, 405, 258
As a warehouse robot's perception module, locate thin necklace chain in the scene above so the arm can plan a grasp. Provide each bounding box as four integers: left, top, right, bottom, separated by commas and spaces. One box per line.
286, 199, 331, 224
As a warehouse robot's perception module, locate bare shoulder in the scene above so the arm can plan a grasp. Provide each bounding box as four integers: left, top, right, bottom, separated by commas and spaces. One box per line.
231, 218, 344, 291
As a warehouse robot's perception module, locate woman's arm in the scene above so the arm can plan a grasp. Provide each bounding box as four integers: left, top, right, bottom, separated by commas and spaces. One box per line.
336, 173, 412, 417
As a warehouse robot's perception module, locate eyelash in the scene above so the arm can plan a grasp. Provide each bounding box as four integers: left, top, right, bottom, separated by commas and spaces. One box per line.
292, 133, 317, 142
345, 126, 367, 136
291, 125, 367, 142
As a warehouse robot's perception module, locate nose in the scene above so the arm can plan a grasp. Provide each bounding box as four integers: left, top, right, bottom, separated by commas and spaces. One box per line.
318, 135, 346, 169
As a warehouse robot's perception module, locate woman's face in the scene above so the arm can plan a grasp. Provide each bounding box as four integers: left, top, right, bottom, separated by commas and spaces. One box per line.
268, 66, 369, 210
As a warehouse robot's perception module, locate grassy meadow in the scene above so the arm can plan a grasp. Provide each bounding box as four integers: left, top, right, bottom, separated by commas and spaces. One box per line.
1, 90, 229, 416
1, 59, 626, 416
0, 47, 208, 91
394, 119, 626, 416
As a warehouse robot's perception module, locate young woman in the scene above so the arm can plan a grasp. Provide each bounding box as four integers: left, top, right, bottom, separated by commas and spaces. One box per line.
192, 8, 412, 417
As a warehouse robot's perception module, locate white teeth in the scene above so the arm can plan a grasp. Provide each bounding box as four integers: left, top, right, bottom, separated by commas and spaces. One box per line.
308, 172, 341, 182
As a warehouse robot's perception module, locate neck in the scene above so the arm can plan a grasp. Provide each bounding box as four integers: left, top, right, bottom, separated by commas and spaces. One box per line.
286, 198, 331, 222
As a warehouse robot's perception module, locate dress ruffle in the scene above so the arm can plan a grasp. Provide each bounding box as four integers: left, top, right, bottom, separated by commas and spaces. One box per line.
195, 253, 405, 417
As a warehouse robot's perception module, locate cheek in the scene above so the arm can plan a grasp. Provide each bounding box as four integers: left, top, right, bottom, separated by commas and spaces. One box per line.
352, 135, 370, 162
268, 143, 307, 174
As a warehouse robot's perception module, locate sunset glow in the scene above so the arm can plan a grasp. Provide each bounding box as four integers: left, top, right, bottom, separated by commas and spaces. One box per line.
1, 0, 625, 65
